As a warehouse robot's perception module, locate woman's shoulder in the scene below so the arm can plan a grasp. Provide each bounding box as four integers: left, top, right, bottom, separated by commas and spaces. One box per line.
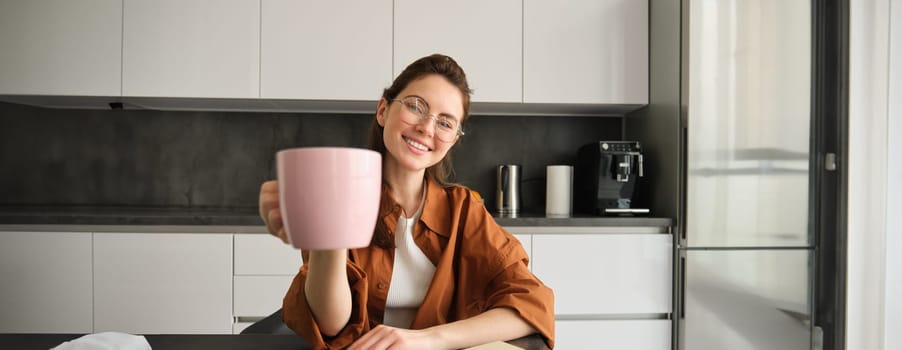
438, 183, 483, 203
425, 179, 488, 218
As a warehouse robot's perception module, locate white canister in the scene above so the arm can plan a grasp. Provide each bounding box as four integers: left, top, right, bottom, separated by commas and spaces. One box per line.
546, 165, 573, 217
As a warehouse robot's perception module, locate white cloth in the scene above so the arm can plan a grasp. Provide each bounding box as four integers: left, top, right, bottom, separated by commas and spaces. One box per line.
383, 185, 436, 328
51, 332, 151, 350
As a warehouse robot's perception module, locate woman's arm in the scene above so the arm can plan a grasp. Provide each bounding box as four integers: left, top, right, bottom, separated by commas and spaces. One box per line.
304, 249, 353, 336
348, 308, 535, 350
260, 180, 354, 336
429, 307, 537, 348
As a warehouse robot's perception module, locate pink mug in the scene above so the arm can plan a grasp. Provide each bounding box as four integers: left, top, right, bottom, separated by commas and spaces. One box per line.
276, 147, 382, 249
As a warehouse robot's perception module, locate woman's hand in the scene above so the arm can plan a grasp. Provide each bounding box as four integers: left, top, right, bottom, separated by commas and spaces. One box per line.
258, 180, 288, 243
348, 325, 444, 350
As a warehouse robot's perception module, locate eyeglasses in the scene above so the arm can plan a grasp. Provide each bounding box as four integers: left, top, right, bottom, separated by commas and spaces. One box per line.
391, 96, 465, 142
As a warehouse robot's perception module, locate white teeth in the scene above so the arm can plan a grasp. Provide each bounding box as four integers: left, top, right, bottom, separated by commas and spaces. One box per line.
405, 137, 429, 151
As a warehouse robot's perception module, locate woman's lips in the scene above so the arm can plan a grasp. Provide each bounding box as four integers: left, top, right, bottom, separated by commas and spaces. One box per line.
403, 136, 431, 152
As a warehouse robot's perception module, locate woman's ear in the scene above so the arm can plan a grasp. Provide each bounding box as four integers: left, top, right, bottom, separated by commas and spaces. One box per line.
376, 98, 388, 127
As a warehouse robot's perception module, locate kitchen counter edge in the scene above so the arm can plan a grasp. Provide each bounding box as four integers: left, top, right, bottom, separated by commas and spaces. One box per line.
0, 215, 672, 234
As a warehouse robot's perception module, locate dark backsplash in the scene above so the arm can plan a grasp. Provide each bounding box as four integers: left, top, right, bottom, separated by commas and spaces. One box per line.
0, 102, 621, 215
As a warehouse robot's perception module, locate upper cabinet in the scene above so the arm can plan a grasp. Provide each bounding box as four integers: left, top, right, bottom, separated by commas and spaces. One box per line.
0, 0, 121, 96
524, 0, 648, 104
394, 0, 522, 103
0, 1, 648, 108
122, 0, 260, 98
261, 0, 392, 101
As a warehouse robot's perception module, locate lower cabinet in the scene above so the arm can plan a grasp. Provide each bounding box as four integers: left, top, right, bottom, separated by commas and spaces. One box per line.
532, 234, 672, 315
0, 231, 93, 333
555, 319, 671, 349
232, 275, 295, 333
0, 225, 672, 346
0, 230, 295, 335
93, 233, 234, 334
232, 234, 301, 334
527, 231, 673, 349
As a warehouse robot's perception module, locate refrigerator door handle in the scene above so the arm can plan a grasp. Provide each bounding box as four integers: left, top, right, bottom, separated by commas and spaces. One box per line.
825, 152, 837, 171
679, 254, 686, 319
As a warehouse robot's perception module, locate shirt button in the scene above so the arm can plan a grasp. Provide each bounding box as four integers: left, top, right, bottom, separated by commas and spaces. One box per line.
377, 282, 386, 289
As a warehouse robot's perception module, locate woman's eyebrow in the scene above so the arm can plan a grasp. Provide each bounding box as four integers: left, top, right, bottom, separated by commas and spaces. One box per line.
402, 94, 460, 121
439, 113, 460, 122
401, 94, 427, 104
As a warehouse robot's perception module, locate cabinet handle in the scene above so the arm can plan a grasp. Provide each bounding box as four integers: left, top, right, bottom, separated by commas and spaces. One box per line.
234, 316, 266, 323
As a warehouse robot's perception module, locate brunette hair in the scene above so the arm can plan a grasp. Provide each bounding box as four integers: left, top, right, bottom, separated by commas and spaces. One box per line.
367, 53, 472, 187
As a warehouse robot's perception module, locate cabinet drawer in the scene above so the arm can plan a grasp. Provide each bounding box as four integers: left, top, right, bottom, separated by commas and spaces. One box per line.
234, 234, 301, 275
233, 275, 295, 318
555, 320, 670, 350
532, 234, 671, 315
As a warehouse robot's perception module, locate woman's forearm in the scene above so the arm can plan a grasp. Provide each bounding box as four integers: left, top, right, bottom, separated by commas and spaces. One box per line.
430, 308, 537, 349
304, 249, 352, 336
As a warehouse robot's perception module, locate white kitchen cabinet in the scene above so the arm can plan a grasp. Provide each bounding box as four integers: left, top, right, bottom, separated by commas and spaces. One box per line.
232, 234, 300, 334
234, 234, 301, 275
2, 0, 650, 109
0, 231, 93, 333
394, 0, 522, 103
233, 275, 295, 333
93, 233, 233, 334
122, 0, 260, 98
555, 320, 671, 350
523, 0, 648, 104
260, 0, 392, 101
0, 0, 121, 96
532, 234, 671, 315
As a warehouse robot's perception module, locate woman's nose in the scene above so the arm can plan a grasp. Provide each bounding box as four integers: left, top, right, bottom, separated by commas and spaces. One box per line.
415, 116, 437, 136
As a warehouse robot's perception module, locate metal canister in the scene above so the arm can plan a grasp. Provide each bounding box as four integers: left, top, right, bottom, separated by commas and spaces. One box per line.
496, 164, 521, 217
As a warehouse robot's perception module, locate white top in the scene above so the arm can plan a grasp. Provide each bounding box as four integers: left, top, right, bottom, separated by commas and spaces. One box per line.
382, 187, 436, 328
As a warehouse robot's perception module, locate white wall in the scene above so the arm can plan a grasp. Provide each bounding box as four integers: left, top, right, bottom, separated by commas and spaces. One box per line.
885, 1, 901, 349
848, 0, 890, 349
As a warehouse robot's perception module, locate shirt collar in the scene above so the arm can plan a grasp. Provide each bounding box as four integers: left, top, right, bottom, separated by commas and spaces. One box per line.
379, 176, 453, 238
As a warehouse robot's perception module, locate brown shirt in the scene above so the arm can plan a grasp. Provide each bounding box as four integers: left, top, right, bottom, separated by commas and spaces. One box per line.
282, 178, 555, 349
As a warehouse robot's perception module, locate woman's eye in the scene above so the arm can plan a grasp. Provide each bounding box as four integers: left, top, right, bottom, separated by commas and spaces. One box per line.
405, 102, 425, 115
437, 119, 454, 129
412, 102, 427, 115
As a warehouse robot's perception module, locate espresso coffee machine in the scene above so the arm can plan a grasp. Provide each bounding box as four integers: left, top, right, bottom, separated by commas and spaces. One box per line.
574, 141, 648, 216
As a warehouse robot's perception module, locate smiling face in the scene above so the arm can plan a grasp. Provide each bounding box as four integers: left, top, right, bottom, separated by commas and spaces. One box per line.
376, 74, 465, 177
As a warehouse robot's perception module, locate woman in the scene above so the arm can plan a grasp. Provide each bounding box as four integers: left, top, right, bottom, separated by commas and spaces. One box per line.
259, 54, 554, 349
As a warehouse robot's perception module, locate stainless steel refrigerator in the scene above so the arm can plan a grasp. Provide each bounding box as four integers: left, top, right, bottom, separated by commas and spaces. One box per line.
678, 0, 814, 349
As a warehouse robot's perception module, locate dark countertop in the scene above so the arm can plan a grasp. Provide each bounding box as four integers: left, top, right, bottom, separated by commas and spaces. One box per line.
0, 206, 672, 229
492, 214, 672, 227
0, 206, 264, 226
